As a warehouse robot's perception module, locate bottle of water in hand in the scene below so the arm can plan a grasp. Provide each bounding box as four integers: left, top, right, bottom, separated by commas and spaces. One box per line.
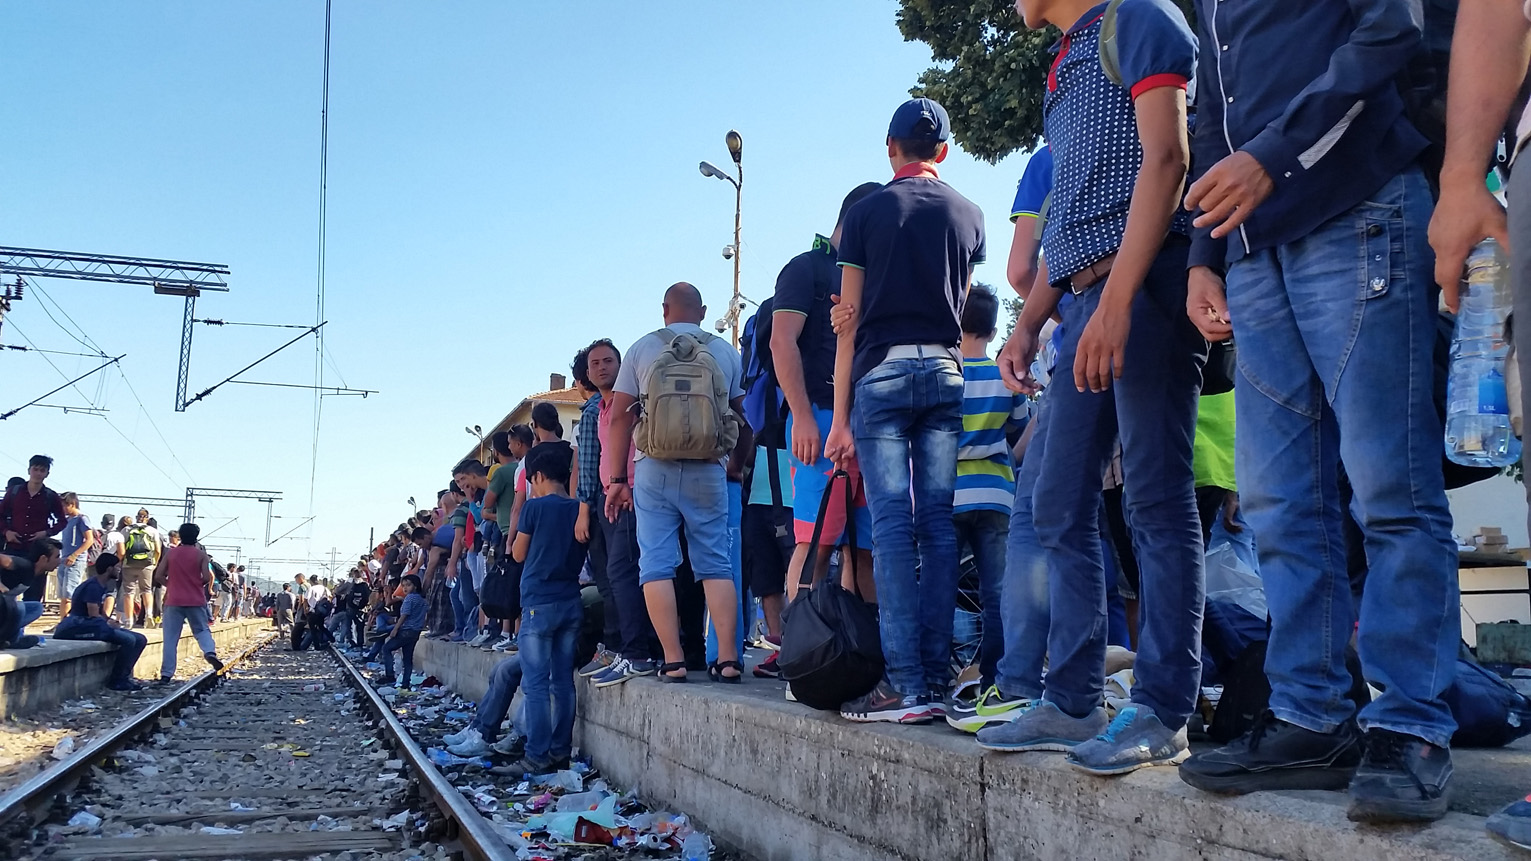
1445, 238, 1522, 467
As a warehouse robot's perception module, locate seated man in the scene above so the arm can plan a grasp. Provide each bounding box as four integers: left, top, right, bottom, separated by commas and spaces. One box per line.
443, 653, 529, 759
0, 537, 60, 648
55, 553, 148, 691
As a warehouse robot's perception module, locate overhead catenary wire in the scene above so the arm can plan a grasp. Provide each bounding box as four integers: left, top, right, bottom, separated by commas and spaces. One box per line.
0, 355, 123, 420
309, 0, 333, 517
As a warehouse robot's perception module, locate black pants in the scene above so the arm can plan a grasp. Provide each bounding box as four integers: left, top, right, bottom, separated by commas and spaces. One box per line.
599, 506, 658, 662
587, 492, 619, 647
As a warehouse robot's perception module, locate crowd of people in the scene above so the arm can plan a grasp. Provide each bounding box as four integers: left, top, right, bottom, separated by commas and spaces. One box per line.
10, 0, 1531, 846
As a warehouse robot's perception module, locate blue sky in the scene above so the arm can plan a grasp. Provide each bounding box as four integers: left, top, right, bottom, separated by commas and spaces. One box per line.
0, 2, 1036, 588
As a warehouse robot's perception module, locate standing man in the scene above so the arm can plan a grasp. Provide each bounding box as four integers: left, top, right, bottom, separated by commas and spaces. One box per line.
770, 184, 882, 610
1177, 0, 1458, 823
1, 457, 67, 613
824, 99, 985, 724
119, 514, 160, 629
58, 493, 93, 621
603, 282, 753, 683
570, 344, 622, 673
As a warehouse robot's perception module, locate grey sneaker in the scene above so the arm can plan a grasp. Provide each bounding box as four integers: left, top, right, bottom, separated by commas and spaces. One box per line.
492, 732, 527, 757
468, 631, 494, 647
1067, 705, 1189, 776
976, 701, 1108, 752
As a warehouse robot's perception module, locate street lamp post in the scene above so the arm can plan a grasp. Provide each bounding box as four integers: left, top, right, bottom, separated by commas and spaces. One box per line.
699, 129, 744, 347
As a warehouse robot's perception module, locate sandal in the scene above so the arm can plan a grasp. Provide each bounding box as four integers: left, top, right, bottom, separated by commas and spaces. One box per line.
658, 661, 688, 683
709, 660, 743, 684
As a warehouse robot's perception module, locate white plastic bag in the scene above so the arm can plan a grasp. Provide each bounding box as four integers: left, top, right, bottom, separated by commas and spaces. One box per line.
1204, 542, 1267, 620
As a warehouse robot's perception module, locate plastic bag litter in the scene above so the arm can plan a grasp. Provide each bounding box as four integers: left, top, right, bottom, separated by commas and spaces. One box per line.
50, 737, 76, 760
1205, 542, 1266, 620
535, 769, 583, 792
427, 747, 489, 768
377, 686, 397, 697
67, 811, 101, 829
553, 790, 606, 813
374, 810, 412, 831
201, 826, 242, 835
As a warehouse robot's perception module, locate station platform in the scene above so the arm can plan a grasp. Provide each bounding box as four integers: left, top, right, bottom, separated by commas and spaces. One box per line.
413, 637, 1530, 861
0, 616, 271, 716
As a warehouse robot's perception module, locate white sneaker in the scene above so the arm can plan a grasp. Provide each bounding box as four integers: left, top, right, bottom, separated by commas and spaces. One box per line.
491, 732, 525, 756
442, 726, 475, 746
468, 631, 493, 648
480, 634, 506, 651
785, 687, 797, 702
447, 729, 493, 757
492, 635, 517, 652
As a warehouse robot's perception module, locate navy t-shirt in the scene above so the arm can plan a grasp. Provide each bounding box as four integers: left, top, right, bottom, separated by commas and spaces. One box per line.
70, 578, 108, 617
838, 168, 985, 381
771, 236, 841, 410
517, 495, 586, 607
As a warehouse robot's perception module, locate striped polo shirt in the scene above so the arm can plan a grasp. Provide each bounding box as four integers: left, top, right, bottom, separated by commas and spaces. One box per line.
955, 357, 1030, 514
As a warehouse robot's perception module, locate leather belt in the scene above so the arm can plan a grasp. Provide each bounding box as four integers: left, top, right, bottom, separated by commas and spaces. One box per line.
883, 343, 962, 365
1067, 253, 1117, 294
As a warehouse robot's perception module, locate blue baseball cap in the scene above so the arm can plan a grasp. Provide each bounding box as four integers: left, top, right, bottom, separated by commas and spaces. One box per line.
888, 97, 950, 142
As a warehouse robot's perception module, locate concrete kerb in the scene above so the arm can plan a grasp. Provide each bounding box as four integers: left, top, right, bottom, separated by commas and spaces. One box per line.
0, 617, 271, 716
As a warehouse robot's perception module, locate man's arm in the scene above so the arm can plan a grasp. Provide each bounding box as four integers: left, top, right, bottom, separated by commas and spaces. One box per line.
512, 531, 531, 563
602, 391, 638, 522
727, 396, 754, 483
1007, 220, 1043, 299
771, 311, 820, 466
823, 265, 862, 469
1076, 85, 1190, 393
1430, 0, 1531, 308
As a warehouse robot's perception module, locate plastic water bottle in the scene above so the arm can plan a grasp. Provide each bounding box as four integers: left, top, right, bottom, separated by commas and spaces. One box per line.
1445, 239, 1522, 467
681, 831, 714, 861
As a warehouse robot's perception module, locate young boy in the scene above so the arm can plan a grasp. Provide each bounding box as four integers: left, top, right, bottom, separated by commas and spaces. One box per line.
55, 552, 148, 691
824, 97, 985, 724
945, 285, 1029, 731
380, 574, 426, 689
274, 583, 295, 638
58, 493, 93, 620
982, 0, 1204, 775
508, 442, 587, 772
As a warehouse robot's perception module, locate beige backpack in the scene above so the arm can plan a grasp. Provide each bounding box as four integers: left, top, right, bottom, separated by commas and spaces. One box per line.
635, 328, 741, 461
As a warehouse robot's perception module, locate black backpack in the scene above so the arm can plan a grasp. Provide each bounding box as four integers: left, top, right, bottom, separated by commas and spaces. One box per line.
123, 526, 155, 568
478, 555, 521, 621
778, 470, 883, 710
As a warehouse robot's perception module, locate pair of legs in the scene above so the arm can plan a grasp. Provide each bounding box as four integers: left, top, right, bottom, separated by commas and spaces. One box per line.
599, 505, 657, 665
472, 654, 527, 742
741, 503, 793, 639
633, 458, 739, 679
58, 557, 88, 618
518, 598, 581, 765
55, 618, 147, 687
160, 604, 219, 679
785, 406, 877, 604
120, 568, 153, 628
381, 628, 421, 687
7, 598, 43, 644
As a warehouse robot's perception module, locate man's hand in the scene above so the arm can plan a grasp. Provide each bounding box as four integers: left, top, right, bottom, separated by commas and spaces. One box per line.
1185, 151, 1274, 239
604, 483, 632, 523
1074, 301, 1132, 393
726, 457, 746, 485
3, 531, 19, 545
574, 507, 590, 543
997, 328, 1042, 395
829, 295, 856, 335
30, 531, 46, 541
1430, 181, 1509, 312
791, 410, 821, 466
107, 617, 121, 629
1187, 266, 1233, 341
824, 421, 856, 471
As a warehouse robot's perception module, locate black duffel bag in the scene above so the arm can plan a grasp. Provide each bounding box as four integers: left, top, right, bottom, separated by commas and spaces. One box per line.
479, 554, 521, 621
778, 469, 883, 710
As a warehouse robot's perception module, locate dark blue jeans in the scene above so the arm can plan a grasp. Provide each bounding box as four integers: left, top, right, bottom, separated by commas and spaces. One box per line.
1033, 240, 1207, 730
600, 506, 656, 662
55, 616, 147, 684
953, 509, 1008, 687
472, 653, 528, 742
382, 629, 421, 686
1227, 168, 1458, 746
519, 597, 582, 765
852, 352, 964, 695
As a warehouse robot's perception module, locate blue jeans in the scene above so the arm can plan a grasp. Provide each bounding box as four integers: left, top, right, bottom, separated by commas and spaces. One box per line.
953, 509, 1008, 686
1225, 167, 1458, 747
453, 568, 479, 639
10, 599, 43, 644
519, 598, 581, 765
55, 616, 147, 684
1034, 240, 1206, 729
382, 629, 421, 686
160, 604, 217, 679
600, 506, 656, 662
633, 458, 731, 584
852, 353, 964, 696
706, 480, 747, 664
472, 654, 529, 742
58, 558, 88, 601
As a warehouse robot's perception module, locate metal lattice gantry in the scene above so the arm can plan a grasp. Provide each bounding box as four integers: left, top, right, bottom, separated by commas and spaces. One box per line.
183, 487, 282, 527
0, 247, 230, 292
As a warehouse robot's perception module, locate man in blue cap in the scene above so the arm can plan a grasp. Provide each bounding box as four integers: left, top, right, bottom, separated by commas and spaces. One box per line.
824, 97, 986, 724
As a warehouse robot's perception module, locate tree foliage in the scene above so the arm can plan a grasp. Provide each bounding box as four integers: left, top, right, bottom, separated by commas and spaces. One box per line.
896, 0, 1196, 164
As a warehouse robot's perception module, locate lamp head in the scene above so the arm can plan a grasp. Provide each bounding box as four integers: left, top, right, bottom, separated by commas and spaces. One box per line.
726, 129, 742, 163
699, 160, 726, 180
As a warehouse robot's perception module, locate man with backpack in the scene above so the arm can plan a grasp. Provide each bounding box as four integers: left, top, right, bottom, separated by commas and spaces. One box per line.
1176, 0, 1459, 824
763, 184, 883, 618
604, 282, 753, 683
119, 515, 160, 630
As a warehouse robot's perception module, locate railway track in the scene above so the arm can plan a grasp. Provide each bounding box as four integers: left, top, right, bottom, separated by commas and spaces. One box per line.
0, 638, 515, 861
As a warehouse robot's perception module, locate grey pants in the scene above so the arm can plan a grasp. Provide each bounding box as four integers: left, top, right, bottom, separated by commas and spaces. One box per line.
1510, 164, 1531, 540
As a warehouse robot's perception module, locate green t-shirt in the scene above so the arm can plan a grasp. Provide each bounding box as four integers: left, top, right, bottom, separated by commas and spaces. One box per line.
488, 463, 517, 531
1192, 392, 1236, 491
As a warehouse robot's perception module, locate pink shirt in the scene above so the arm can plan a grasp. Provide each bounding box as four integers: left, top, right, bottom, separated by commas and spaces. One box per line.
164, 544, 209, 607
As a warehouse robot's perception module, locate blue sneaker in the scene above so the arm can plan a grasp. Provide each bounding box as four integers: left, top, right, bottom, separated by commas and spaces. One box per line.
1488, 796, 1531, 850
975, 701, 1108, 752
592, 658, 655, 688
1066, 705, 1189, 776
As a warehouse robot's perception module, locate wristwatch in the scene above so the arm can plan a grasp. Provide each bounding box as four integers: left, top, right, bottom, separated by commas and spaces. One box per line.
609, 476, 628, 485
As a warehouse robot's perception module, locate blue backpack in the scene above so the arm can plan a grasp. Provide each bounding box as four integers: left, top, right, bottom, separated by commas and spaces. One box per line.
739, 297, 786, 450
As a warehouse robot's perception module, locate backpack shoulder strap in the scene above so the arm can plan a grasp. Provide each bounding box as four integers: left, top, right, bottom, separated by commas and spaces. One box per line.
1034, 192, 1052, 242
1098, 0, 1127, 88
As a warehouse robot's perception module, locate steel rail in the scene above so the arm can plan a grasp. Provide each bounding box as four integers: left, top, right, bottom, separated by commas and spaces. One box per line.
0, 632, 272, 830
328, 644, 517, 861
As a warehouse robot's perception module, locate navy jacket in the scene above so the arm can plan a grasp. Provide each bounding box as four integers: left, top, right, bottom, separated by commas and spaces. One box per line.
1188, 0, 1428, 271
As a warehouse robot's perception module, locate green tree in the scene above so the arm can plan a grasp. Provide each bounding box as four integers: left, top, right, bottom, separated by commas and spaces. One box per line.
896, 0, 1196, 163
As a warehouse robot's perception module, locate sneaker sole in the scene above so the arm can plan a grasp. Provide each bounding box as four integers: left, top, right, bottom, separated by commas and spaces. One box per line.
976, 737, 1086, 753
1179, 764, 1356, 795
1346, 794, 1449, 824
592, 673, 640, 689
947, 712, 1012, 733
1489, 827, 1531, 851
1067, 747, 1191, 776
841, 708, 934, 725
